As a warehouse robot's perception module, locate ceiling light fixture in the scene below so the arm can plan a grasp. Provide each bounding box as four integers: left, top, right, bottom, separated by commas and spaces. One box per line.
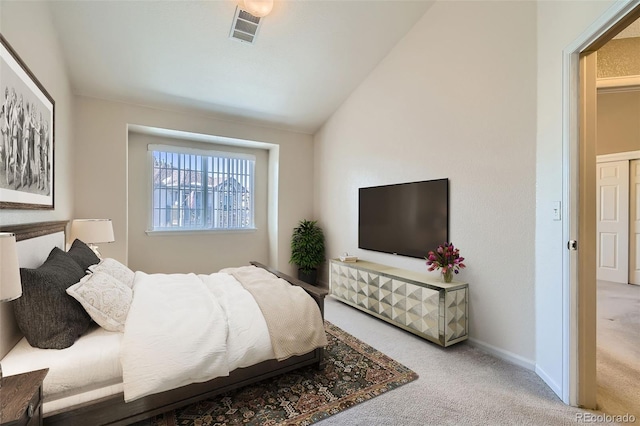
242, 0, 273, 18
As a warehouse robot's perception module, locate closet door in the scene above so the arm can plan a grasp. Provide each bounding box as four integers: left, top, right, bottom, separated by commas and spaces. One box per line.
596, 160, 629, 283
631, 159, 640, 285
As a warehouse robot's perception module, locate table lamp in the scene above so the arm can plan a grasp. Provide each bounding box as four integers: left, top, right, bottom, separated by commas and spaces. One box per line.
0, 232, 22, 388
70, 219, 115, 257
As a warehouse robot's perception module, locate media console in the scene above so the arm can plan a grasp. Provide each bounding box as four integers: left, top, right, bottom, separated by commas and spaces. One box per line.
329, 259, 468, 347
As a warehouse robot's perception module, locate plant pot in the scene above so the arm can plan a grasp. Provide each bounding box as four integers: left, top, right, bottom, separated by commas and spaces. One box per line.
298, 268, 318, 285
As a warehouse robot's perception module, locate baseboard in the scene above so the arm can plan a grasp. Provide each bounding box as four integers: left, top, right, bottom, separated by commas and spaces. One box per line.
534, 365, 562, 397
467, 338, 536, 371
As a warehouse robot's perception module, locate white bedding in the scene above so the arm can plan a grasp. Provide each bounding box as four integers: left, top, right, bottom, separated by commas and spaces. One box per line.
1, 269, 303, 410
1, 325, 123, 404
121, 271, 274, 402
199, 272, 274, 369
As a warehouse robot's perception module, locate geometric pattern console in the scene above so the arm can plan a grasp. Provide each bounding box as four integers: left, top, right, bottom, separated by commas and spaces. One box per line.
329, 259, 468, 347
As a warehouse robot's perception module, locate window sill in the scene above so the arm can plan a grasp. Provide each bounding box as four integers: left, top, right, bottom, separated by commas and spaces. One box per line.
145, 228, 257, 236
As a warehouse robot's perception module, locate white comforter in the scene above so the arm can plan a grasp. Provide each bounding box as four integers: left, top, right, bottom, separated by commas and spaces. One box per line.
120, 271, 275, 402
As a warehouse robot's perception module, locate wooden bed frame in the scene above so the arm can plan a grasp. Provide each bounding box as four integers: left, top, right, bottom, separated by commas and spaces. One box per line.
0, 221, 328, 426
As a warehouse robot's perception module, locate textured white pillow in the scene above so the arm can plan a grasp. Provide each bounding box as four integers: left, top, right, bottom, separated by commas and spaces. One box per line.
66, 271, 132, 332
89, 258, 135, 288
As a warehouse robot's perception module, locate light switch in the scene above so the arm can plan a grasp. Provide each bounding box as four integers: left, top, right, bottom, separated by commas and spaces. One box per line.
552, 201, 561, 221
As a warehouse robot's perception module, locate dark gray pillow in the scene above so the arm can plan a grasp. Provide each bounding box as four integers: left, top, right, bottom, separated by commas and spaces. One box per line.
13, 247, 91, 349
67, 239, 101, 271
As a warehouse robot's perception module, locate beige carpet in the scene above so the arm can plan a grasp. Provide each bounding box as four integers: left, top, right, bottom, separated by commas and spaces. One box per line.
597, 280, 640, 419
321, 297, 616, 425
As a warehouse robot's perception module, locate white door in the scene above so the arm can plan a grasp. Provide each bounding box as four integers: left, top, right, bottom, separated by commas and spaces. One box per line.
630, 159, 640, 285
596, 160, 629, 283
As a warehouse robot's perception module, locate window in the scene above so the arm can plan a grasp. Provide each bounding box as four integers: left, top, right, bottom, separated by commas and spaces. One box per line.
149, 145, 255, 231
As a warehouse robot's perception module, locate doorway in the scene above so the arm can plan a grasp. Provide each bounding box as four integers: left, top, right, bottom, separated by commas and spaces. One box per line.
593, 30, 640, 416
596, 154, 640, 285
568, 1, 640, 411
594, 106, 640, 420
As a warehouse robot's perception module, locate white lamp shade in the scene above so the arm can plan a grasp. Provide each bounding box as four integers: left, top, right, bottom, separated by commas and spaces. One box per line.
243, 0, 273, 17
70, 219, 115, 244
0, 233, 22, 302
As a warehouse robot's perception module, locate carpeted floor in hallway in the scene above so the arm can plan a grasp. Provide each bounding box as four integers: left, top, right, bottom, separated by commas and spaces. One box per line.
596, 280, 640, 419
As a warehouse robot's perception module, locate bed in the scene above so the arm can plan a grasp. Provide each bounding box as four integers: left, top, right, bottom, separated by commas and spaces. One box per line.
0, 221, 328, 426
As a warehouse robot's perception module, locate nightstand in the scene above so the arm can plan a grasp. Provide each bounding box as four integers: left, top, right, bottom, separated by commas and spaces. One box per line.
0, 369, 48, 426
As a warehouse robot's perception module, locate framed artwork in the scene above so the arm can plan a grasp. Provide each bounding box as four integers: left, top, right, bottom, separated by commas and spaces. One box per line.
0, 33, 54, 209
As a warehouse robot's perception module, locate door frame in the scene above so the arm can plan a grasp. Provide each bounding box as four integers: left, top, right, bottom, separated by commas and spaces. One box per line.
597, 151, 640, 163
562, 0, 640, 407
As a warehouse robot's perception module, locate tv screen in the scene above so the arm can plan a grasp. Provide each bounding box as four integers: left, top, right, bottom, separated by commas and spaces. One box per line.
358, 179, 449, 259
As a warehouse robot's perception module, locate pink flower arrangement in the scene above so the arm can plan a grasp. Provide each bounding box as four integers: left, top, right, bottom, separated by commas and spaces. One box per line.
425, 242, 466, 279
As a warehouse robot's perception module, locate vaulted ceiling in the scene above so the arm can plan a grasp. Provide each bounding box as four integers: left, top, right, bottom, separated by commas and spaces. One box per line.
48, 1, 435, 134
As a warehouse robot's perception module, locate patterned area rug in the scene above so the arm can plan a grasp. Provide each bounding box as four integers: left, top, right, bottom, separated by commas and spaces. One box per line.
135, 321, 418, 426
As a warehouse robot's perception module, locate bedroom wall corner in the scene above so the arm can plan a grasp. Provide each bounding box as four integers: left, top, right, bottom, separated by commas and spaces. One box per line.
313, 0, 537, 363
73, 97, 313, 275
0, 1, 75, 227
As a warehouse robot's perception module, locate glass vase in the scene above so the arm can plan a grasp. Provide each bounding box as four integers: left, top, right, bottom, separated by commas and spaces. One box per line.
442, 269, 453, 283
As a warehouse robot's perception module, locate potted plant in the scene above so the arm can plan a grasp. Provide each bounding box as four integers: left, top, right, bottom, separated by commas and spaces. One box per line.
290, 219, 325, 285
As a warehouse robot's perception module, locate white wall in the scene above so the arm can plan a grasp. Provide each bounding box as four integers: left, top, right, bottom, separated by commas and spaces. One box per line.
0, 1, 75, 226
74, 96, 313, 275
535, 0, 615, 397
314, 1, 537, 363
0, 0, 75, 358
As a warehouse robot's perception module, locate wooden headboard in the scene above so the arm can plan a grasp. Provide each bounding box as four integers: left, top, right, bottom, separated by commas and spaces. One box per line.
0, 221, 68, 358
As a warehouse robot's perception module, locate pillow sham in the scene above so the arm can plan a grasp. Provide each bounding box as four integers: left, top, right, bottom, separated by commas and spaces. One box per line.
66, 271, 132, 332
67, 239, 101, 270
89, 258, 135, 288
13, 247, 92, 349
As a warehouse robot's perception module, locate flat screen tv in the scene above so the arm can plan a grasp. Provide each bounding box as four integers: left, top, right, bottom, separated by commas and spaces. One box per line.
358, 178, 449, 259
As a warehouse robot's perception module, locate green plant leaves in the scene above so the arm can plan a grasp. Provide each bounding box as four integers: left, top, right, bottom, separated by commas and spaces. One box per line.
290, 219, 325, 273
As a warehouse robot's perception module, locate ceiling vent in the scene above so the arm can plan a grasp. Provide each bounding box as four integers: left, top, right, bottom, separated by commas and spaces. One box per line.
230, 7, 262, 44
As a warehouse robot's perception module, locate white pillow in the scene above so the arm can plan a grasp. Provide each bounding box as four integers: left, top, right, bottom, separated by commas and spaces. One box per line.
66, 272, 132, 332
89, 258, 135, 288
